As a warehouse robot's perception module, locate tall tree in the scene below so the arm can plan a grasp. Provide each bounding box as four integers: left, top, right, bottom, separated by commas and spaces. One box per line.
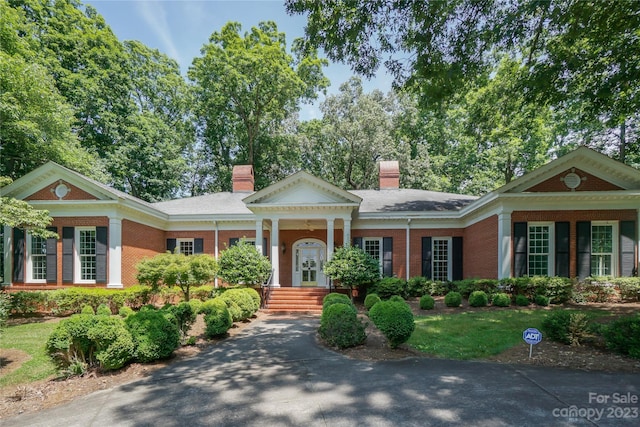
189, 21, 328, 191
287, 0, 640, 162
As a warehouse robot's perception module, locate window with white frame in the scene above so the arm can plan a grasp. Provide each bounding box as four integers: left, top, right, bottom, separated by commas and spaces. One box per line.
177, 238, 194, 255
432, 238, 451, 282
26, 234, 47, 282
363, 238, 382, 269
528, 223, 553, 276
591, 222, 616, 277
76, 227, 96, 282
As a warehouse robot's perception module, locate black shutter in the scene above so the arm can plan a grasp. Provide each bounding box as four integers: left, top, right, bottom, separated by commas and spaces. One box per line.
555, 222, 570, 278
46, 227, 58, 283
513, 222, 528, 277
229, 238, 239, 247
12, 228, 25, 282
620, 221, 636, 277
422, 237, 432, 279
263, 237, 268, 257
382, 237, 393, 277
194, 238, 204, 254
352, 237, 363, 249
452, 237, 463, 281
62, 227, 74, 283
166, 238, 176, 253
576, 221, 591, 279
96, 226, 108, 283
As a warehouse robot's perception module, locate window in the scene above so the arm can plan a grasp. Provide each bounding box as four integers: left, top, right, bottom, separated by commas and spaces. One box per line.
363, 238, 382, 269
177, 238, 194, 255
528, 224, 553, 276
433, 238, 451, 282
591, 223, 616, 277
76, 227, 96, 282
27, 234, 47, 282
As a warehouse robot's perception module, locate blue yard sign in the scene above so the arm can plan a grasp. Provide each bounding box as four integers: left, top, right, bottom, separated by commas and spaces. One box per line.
523, 327, 542, 358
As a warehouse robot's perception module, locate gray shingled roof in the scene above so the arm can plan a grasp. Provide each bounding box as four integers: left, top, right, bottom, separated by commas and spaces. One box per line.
152, 192, 254, 215
351, 189, 478, 213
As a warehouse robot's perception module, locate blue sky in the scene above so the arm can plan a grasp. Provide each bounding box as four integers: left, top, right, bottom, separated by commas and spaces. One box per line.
87, 0, 392, 120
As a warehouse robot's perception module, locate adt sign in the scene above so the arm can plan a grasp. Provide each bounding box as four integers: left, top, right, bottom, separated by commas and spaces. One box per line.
523, 328, 542, 345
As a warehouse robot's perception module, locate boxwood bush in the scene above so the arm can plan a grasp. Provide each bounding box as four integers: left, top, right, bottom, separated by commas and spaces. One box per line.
515, 294, 530, 306
419, 294, 435, 310
468, 291, 488, 307
322, 292, 352, 310
319, 302, 366, 349
444, 291, 462, 307
370, 277, 409, 300
217, 288, 259, 321
364, 293, 381, 311
603, 315, 640, 359
492, 292, 511, 307
369, 300, 415, 348
163, 302, 197, 342
125, 309, 180, 362
534, 294, 549, 306
201, 299, 233, 338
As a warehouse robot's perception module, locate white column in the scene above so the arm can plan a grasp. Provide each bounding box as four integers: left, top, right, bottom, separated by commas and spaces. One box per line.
107, 217, 123, 288
2, 226, 11, 285
637, 210, 640, 275
326, 219, 334, 260
406, 219, 411, 281
255, 219, 263, 256
343, 219, 351, 247
270, 218, 280, 287
497, 212, 512, 279
214, 221, 219, 288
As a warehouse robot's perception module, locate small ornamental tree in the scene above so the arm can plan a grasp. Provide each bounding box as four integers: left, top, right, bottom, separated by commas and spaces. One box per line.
323, 245, 380, 295
217, 240, 272, 286
136, 253, 218, 301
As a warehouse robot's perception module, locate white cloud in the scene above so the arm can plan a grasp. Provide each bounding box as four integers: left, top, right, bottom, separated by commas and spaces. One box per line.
136, 2, 182, 64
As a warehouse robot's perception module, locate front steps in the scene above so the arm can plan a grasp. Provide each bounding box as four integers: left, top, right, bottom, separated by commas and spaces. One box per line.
264, 287, 328, 313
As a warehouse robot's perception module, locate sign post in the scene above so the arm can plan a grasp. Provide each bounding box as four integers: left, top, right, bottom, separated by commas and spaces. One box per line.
522, 327, 542, 358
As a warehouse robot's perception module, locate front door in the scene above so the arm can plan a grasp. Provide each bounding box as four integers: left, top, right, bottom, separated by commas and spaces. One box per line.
293, 239, 327, 287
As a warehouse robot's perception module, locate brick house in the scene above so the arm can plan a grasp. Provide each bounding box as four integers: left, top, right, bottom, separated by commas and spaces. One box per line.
2, 147, 639, 290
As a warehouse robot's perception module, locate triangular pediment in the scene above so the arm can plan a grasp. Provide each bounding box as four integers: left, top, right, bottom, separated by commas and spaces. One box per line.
243, 171, 361, 207
499, 147, 640, 194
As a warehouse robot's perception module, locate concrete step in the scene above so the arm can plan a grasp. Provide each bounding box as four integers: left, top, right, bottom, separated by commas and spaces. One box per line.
264, 287, 328, 313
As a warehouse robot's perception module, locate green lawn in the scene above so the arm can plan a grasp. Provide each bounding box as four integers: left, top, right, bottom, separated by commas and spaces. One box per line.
407, 308, 609, 360
0, 320, 59, 387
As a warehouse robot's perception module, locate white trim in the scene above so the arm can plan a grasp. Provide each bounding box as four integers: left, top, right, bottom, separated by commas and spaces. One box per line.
75, 227, 97, 284
176, 238, 195, 255
107, 218, 123, 289
432, 237, 452, 282
527, 222, 555, 277
363, 237, 383, 271
591, 221, 619, 277
498, 212, 512, 279
25, 232, 47, 284
292, 238, 327, 287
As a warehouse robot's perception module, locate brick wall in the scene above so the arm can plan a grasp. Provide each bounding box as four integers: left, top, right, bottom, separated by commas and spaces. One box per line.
526, 169, 623, 192
122, 220, 166, 286
464, 215, 499, 279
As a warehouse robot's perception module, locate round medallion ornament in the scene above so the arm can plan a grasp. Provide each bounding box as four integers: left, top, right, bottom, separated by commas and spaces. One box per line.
54, 183, 70, 199
562, 172, 581, 190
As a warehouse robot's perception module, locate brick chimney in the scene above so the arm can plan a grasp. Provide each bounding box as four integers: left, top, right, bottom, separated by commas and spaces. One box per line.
379, 161, 400, 189
232, 165, 254, 192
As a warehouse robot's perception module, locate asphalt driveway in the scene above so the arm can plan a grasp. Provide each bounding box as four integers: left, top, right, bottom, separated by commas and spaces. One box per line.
2, 315, 639, 427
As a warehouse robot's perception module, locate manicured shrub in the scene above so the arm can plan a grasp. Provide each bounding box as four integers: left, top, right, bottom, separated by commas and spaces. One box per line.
369, 300, 415, 348
0, 292, 10, 334
163, 302, 197, 342
515, 294, 530, 306
419, 294, 435, 310
125, 309, 180, 362
364, 293, 381, 311
217, 240, 271, 286
451, 279, 499, 297
242, 287, 261, 313
407, 276, 431, 297
191, 285, 216, 301
202, 299, 233, 338
534, 294, 549, 306
542, 311, 593, 346
370, 277, 409, 300
86, 316, 135, 371
322, 292, 352, 310
389, 295, 405, 303
118, 306, 134, 318
96, 303, 112, 316
468, 291, 488, 307
444, 291, 462, 307
188, 298, 203, 314
8, 291, 48, 315
492, 292, 511, 307
217, 288, 259, 321
319, 303, 366, 349
81, 304, 95, 315
123, 285, 155, 309
603, 315, 640, 359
